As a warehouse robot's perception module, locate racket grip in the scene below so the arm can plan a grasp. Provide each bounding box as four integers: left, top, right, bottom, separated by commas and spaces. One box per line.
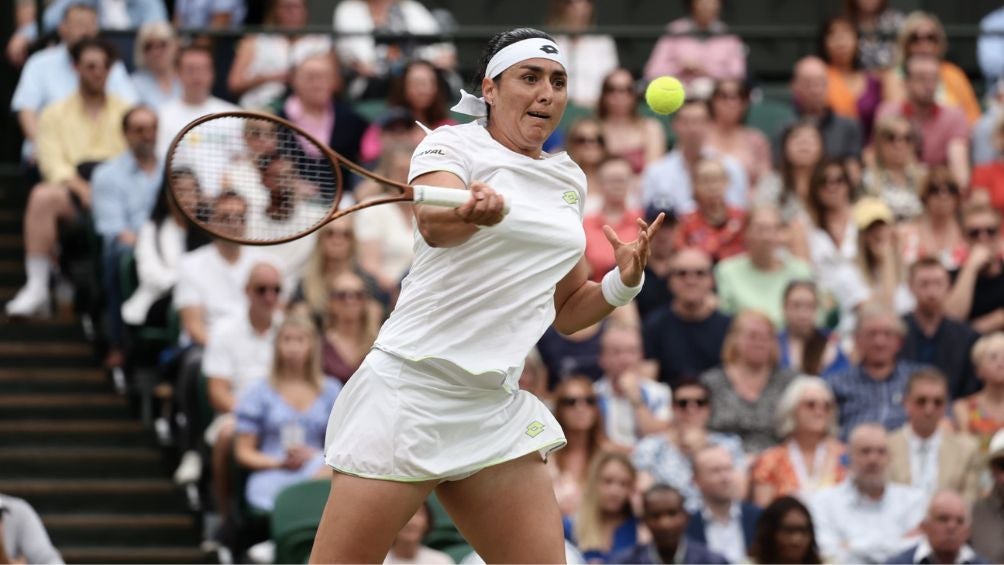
413, 185, 511, 214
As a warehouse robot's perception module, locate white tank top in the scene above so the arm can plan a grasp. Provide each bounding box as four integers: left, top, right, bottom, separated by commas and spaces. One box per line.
239, 34, 333, 109
374, 121, 587, 377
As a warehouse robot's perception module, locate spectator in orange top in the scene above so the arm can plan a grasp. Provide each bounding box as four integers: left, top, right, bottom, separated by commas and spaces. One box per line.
675, 157, 746, 262
584, 156, 644, 281
820, 16, 883, 141
972, 116, 1004, 218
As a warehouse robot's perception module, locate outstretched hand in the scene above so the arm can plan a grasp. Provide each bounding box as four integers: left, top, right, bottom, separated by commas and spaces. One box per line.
603, 213, 665, 287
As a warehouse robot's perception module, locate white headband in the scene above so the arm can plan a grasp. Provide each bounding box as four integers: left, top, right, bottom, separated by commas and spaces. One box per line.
451, 37, 568, 118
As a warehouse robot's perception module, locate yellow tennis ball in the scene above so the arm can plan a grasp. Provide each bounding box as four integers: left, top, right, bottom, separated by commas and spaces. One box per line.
645, 76, 686, 115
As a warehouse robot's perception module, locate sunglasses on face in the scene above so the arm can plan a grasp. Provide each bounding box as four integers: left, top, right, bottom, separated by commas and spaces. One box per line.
558, 396, 597, 408
604, 84, 634, 94
329, 290, 365, 301
926, 184, 959, 197
880, 131, 914, 144
822, 175, 847, 186
674, 397, 709, 409
911, 395, 945, 408
253, 284, 282, 296
801, 399, 833, 411
143, 40, 168, 52
908, 32, 939, 44
671, 268, 710, 279
570, 135, 604, 145
966, 226, 999, 239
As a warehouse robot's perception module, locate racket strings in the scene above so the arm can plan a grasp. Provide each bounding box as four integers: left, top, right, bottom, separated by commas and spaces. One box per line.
168, 115, 341, 243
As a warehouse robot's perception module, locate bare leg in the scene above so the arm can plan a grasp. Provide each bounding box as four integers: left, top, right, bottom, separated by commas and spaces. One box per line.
436, 452, 566, 564
308, 471, 436, 564
211, 419, 235, 521
24, 183, 74, 256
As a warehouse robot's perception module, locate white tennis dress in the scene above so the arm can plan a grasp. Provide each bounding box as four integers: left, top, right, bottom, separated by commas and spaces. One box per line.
324, 121, 588, 481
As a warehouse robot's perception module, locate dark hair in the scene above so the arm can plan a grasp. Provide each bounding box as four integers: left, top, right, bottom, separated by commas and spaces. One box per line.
818, 16, 861, 69
709, 78, 752, 122
546, 0, 595, 27
905, 367, 948, 397
597, 68, 639, 121
748, 496, 822, 565
388, 60, 448, 126
908, 256, 947, 280
920, 166, 960, 203
70, 37, 117, 66
782, 280, 828, 376
778, 119, 824, 204
842, 0, 888, 23
674, 98, 711, 121
176, 44, 214, 69
149, 169, 206, 252
671, 378, 711, 397
474, 27, 556, 119
121, 105, 156, 132
641, 484, 684, 514
63, 1, 98, 20
806, 158, 852, 229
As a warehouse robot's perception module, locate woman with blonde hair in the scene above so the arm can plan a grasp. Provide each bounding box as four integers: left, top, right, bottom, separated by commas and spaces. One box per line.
233, 315, 342, 511
569, 451, 639, 563
953, 332, 1004, 453
750, 376, 846, 507
549, 376, 611, 517
701, 310, 797, 454
130, 21, 181, 109
862, 114, 926, 220
321, 271, 381, 384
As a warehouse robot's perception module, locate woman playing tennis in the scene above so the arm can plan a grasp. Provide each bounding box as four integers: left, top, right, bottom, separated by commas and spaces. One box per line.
310, 27, 664, 563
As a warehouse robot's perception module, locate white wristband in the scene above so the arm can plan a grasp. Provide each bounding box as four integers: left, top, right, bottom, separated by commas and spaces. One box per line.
601, 267, 645, 307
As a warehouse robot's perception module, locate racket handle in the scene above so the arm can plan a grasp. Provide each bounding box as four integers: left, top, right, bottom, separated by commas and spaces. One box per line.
413, 185, 510, 214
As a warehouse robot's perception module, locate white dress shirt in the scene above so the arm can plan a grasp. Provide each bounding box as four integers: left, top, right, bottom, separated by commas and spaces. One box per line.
702, 503, 745, 564
906, 427, 942, 499
912, 538, 980, 564
594, 376, 672, 446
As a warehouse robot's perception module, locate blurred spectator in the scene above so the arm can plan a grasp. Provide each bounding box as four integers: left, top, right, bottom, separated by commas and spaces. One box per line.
702, 310, 797, 453
277, 52, 369, 191
973, 82, 1004, 167
234, 315, 341, 512
360, 60, 454, 163
854, 197, 914, 314
887, 369, 982, 503
130, 22, 182, 109
643, 247, 730, 386
155, 45, 238, 164
568, 452, 639, 562
808, 423, 926, 564
564, 118, 609, 214
203, 262, 283, 520
321, 272, 380, 383
707, 78, 772, 185
547, 0, 618, 109
549, 376, 609, 516
598, 69, 666, 174
777, 56, 862, 167
634, 206, 678, 320
841, 0, 904, 71
877, 54, 971, 189
898, 167, 967, 271
756, 120, 824, 228
970, 429, 1004, 564
354, 147, 416, 292
10, 3, 137, 162
863, 115, 925, 221
593, 325, 671, 447
747, 496, 824, 564
584, 157, 643, 280
901, 258, 980, 400
643, 0, 745, 98
972, 117, 1004, 217
0, 494, 63, 564
820, 16, 883, 140
884, 12, 981, 125
715, 206, 814, 326
778, 281, 850, 378
611, 484, 728, 564
228, 0, 332, 109
829, 303, 926, 439
332, 0, 456, 100
633, 380, 745, 514
674, 157, 746, 262
885, 490, 986, 565
384, 503, 453, 564
979, 8, 1004, 91
6, 38, 131, 318
686, 445, 761, 563
537, 323, 605, 387
751, 376, 846, 507
173, 0, 247, 28
92, 106, 162, 368
945, 203, 1004, 332
952, 333, 1004, 454
642, 99, 746, 215
121, 172, 202, 326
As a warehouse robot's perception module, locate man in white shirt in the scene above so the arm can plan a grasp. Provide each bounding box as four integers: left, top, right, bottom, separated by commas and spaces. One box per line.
887, 369, 982, 503
885, 490, 988, 564
810, 423, 926, 564
592, 324, 671, 447
641, 99, 747, 215
685, 445, 761, 564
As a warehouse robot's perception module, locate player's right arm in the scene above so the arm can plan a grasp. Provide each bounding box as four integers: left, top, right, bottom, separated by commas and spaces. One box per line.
413, 172, 505, 248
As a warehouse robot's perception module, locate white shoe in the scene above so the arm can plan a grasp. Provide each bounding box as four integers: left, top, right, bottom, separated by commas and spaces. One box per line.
173, 450, 203, 485
247, 540, 275, 564
4, 285, 50, 318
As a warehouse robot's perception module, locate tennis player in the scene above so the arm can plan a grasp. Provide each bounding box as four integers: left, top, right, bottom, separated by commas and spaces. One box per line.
310, 27, 664, 563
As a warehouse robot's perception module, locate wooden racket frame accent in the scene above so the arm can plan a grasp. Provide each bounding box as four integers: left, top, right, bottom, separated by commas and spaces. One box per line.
165, 110, 437, 246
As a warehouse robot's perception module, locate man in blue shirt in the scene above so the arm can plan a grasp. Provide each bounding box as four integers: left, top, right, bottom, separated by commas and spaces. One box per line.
92, 106, 163, 368
978, 7, 1004, 92
830, 302, 930, 441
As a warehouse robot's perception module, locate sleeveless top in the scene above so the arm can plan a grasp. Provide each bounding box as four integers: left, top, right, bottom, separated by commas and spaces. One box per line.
965, 396, 1004, 453
238, 34, 332, 109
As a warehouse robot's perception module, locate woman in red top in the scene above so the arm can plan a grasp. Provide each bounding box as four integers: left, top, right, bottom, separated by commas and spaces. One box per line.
583, 156, 643, 280
675, 157, 746, 262
972, 117, 1004, 216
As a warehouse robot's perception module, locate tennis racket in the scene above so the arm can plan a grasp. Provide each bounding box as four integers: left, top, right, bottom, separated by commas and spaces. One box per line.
164, 111, 507, 245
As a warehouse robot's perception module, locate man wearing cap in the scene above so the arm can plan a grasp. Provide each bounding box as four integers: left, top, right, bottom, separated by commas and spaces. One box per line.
945, 202, 1004, 333
970, 429, 1004, 564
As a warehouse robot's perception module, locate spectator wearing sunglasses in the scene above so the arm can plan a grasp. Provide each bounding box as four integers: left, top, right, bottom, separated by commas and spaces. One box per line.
320, 272, 380, 384
970, 429, 1004, 564
549, 377, 614, 517
887, 368, 982, 504
952, 333, 1004, 456
945, 203, 1004, 333
706, 78, 772, 186
898, 167, 968, 271
971, 116, 1004, 218
863, 115, 925, 222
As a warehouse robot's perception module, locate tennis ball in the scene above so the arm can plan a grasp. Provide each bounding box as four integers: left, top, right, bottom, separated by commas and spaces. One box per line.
645, 76, 686, 115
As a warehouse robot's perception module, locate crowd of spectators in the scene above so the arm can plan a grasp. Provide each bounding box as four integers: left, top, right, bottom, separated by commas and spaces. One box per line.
4, 0, 1004, 564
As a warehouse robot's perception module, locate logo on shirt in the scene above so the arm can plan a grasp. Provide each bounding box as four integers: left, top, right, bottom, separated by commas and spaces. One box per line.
562, 191, 579, 205
417, 148, 446, 157
525, 421, 545, 438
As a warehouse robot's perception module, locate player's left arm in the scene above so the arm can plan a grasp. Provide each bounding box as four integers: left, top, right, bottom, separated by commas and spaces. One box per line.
553, 215, 664, 334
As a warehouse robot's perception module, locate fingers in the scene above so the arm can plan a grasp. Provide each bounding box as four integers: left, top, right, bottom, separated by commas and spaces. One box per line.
603, 225, 624, 248
455, 181, 505, 226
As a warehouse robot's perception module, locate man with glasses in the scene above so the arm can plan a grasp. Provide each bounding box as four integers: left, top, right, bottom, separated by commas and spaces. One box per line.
887, 369, 982, 503
946, 203, 1004, 333
970, 429, 1004, 564
643, 247, 730, 387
